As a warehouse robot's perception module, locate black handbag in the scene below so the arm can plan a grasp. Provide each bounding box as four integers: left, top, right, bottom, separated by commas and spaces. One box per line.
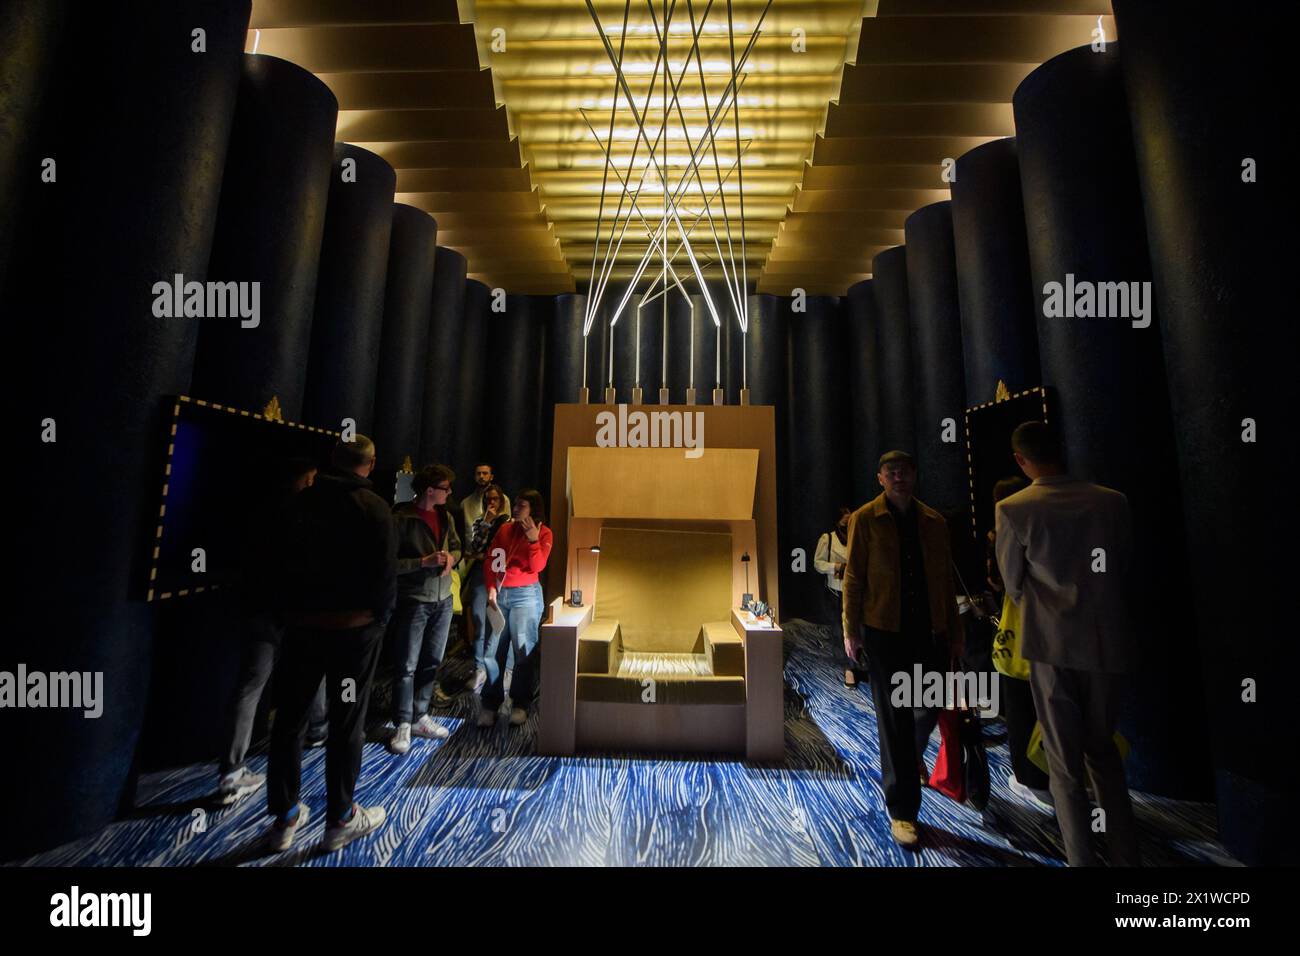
959, 706, 991, 811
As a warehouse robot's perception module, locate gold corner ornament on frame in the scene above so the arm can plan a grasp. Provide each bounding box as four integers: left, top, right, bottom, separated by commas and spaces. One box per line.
262, 395, 284, 422
994, 380, 1011, 402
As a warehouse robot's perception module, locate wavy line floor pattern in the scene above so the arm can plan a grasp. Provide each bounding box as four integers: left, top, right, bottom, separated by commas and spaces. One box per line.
15, 622, 1235, 867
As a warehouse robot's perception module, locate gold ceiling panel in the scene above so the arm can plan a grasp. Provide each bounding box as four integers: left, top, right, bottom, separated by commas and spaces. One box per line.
758, 0, 1117, 295
470, 0, 869, 295
249, 0, 1119, 298
250, 0, 574, 294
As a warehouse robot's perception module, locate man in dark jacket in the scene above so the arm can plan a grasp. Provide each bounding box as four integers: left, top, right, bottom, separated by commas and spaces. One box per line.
388, 464, 461, 754
266, 436, 395, 854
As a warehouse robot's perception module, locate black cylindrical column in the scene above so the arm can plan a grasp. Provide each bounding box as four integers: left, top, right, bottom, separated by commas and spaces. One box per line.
785, 296, 850, 622
302, 143, 396, 433
607, 286, 644, 404
1015, 44, 1209, 798
0, 0, 67, 292
1113, 1, 1288, 861
549, 293, 587, 405
745, 294, 787, 407
191, 54, 338, 423
420, 246, 465, 462
2, 0, 250, 861
904, 201, 968, 515
484, 295, 546, 496
451, 279, 490, 491
689, 282, 732, 403
846, 280, 884, 506
372, 203, 437, 497
871, 246, 916, 456
662, 291, 695, 403
951, 137, 1041, 404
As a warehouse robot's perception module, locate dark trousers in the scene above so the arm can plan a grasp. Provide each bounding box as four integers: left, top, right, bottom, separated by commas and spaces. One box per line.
1030, 663, 1140, 866
1002, 673, 1050, 790
862, 625, 946, 822
220, 613, 281, 776
220, 614, 328, 775
390, 596, 454, 724
268, 622, 385, 823
822, 586, 864, 674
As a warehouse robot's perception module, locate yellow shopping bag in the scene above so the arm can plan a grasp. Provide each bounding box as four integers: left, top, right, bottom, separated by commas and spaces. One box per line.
992, 594, 1032, 681
1027, 722, 1131, 775
450, 568, 462, 615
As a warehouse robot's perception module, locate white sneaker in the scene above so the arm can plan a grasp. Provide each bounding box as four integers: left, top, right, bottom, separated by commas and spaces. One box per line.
508, 707, 528, 727
217, 767, 265, 805
264, 803, 309, 852
476, 706, 497, 728
412, 715, 450, 740
503, 668, 513, 695
323, 804, 386, 852
390, 722, 411, 755
1009, 775, 1055, 810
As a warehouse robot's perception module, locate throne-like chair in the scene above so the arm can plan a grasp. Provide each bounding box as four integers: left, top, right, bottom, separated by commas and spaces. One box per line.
538, 406, 783, 760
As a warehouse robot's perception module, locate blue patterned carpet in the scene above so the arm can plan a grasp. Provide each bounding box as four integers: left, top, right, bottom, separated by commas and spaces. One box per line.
15, 621, 1234, 867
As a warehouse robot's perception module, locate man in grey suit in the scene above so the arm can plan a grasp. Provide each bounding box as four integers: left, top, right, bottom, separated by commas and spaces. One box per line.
995, 421, 1141, 866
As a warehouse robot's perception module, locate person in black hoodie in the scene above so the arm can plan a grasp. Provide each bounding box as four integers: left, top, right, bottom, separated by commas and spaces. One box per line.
266, 435, 395, 853
388, 464, 461, 754
215, 456, 317, 806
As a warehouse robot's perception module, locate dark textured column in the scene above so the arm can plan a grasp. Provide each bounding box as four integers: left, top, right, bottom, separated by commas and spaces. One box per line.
2, 0, 250, 861
1113, 1, 1288, 861
450, 279, 490, 493
372, 204, 437, 498
484, 295, 547, 496
904, 201, 968, 515
608, 287, 643, 404
189, 54, 336, 423
0, 0, 67, 292
693, 279, 738, 403
846, 280, 884, 506
419, 246, 465, 462
549, 294, 587, 405
745, 294, 787, 407
1015, 43, 1209, 798
537, 294, 581, 499
871, 246, 916, 455
785, 296, 850, 622
661, 291, 695, 403
951, 137, 1041, 404
302, 143, 395, 433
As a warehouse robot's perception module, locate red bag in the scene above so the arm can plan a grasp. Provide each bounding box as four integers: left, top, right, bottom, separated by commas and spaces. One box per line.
929, 708, 966, 802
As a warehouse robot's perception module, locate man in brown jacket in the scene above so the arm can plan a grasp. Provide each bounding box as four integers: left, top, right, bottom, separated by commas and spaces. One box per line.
842, 450, 965, 848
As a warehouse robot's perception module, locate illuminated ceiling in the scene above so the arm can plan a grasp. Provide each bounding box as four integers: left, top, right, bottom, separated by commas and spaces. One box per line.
249, 0, 1114, 297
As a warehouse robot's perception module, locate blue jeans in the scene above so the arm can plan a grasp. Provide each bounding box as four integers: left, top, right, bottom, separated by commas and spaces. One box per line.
481, 583, 543, 710
469, 578, 513, 681
391, 596, 454, 724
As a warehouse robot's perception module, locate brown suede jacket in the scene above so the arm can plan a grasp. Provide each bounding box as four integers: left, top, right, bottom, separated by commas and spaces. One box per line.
840, 492, 964, 651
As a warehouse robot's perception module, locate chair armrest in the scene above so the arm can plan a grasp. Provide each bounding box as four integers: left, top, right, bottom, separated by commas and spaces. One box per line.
733, 608, 783, 761
538, 598, 592, 756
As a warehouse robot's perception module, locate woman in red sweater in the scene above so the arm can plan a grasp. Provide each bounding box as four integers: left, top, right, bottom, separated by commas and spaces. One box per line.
477, 488, 552, 728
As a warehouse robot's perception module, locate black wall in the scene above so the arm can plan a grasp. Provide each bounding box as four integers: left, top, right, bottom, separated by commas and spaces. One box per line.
1014, 44, 1209, 798
302, 143, 396, 433
2, 0, 252, 861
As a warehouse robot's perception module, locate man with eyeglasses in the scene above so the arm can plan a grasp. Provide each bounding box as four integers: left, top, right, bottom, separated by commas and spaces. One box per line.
389, 464, 461, 754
